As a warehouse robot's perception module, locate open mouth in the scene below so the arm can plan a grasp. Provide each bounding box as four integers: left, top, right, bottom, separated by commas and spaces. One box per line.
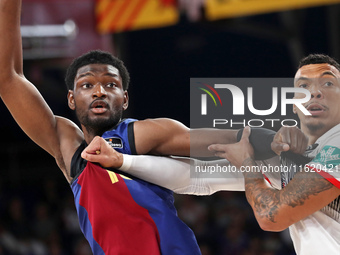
90, 100, 109, 113
91, 100, 108, 108
306, 103, 325, 116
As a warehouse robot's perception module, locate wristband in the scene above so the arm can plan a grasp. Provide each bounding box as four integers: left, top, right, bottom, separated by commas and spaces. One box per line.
237, 127, 276, 160
117, 154, 133, 171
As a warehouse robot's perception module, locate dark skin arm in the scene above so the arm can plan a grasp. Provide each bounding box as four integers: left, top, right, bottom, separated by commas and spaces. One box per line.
81, 118, 239, 166
81, 125, 306, 169
209, 127, 340, 231
0, 0, 58, 156
133, 118, 238, 157
0, 0, 82, 182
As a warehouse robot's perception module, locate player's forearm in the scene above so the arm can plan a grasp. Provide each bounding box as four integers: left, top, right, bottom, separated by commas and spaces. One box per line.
244, 174, 283, 231
190, 129, 238, 157
244, 157, 340, 232
0, 0, 23, 83
242, 157, 287, 231
119, 155, 192, 192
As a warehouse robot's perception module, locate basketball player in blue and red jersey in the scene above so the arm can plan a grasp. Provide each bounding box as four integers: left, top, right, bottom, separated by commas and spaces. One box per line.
0, 0, 240, 254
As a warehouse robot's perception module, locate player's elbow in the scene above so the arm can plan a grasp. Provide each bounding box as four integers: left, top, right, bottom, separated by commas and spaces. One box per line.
250, 201, 294, 232
255, 210, 294, 232
255, 215, 291, 232
258, 221, 287, 232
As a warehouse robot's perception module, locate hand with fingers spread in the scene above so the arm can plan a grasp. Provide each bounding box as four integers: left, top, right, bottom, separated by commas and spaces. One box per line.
81, 136, 123, 169
271, 126, 309, 155
208, 126, 254, 169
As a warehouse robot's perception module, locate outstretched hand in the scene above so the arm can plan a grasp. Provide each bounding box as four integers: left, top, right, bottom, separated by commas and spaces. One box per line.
271, 126, 308, 155
81, 136, 123, 169
208, 126, 254, 169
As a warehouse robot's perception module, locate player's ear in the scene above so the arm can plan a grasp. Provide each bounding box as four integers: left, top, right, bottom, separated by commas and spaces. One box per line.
123, 90, 129, 110
68, 90, 75, 110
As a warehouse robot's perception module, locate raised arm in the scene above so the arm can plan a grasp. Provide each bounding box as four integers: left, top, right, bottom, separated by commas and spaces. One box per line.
0, 0, 62, 157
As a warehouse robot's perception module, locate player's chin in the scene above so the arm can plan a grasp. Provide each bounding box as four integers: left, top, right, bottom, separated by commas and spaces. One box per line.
305, 120, 326, 132
304, 118, 322, 126
90, 115, 112, 124
89, 111, 111, 119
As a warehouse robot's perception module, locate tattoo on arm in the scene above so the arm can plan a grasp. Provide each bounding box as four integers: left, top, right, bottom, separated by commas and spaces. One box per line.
242, 157, 279, 222
244, 178, 280, 223
280, 171, 333, 208
242, 161, 334, 223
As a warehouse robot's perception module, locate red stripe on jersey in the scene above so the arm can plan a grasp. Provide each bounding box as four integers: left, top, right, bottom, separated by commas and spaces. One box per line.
262, 173, 272, 186
77, 162, 161, 254
305, 165, 340, 189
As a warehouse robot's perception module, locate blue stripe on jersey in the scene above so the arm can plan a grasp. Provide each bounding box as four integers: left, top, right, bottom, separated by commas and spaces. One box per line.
123, 178, 201, 255
71, 179, 105, 255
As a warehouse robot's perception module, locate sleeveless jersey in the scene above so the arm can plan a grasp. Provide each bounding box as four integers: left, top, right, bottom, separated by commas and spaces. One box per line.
70, 119, 201, 255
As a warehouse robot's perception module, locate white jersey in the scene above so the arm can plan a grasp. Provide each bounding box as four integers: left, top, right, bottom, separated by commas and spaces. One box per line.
118, 125, 340, 255
265, 124, 340, 255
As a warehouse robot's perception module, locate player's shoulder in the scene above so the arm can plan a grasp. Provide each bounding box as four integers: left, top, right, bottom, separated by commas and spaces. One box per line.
132, 118, 189, 155
316, 124, 340, 150
134, 117, 188, 129
133, 118, 189, 141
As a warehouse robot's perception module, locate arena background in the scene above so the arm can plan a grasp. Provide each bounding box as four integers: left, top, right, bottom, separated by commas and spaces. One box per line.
0, 0, 339, 254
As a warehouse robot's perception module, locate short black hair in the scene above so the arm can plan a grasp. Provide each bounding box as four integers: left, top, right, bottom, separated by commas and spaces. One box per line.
65, 50, 130, 91
298, 53, 340, 72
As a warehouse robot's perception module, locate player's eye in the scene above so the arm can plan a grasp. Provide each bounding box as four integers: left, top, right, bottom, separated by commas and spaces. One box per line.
324, 81, 333, 87
298, 83, 307, 88
106, 83, 117, 88
82, 83, 92, 88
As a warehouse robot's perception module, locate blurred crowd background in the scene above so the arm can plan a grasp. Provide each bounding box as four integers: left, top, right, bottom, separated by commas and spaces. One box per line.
1, 0, 340, 254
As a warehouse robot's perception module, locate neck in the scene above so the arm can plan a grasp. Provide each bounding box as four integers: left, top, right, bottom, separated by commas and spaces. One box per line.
81, 124, 106, 145
305, 133, 319, 146
81, 119, 122, 144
